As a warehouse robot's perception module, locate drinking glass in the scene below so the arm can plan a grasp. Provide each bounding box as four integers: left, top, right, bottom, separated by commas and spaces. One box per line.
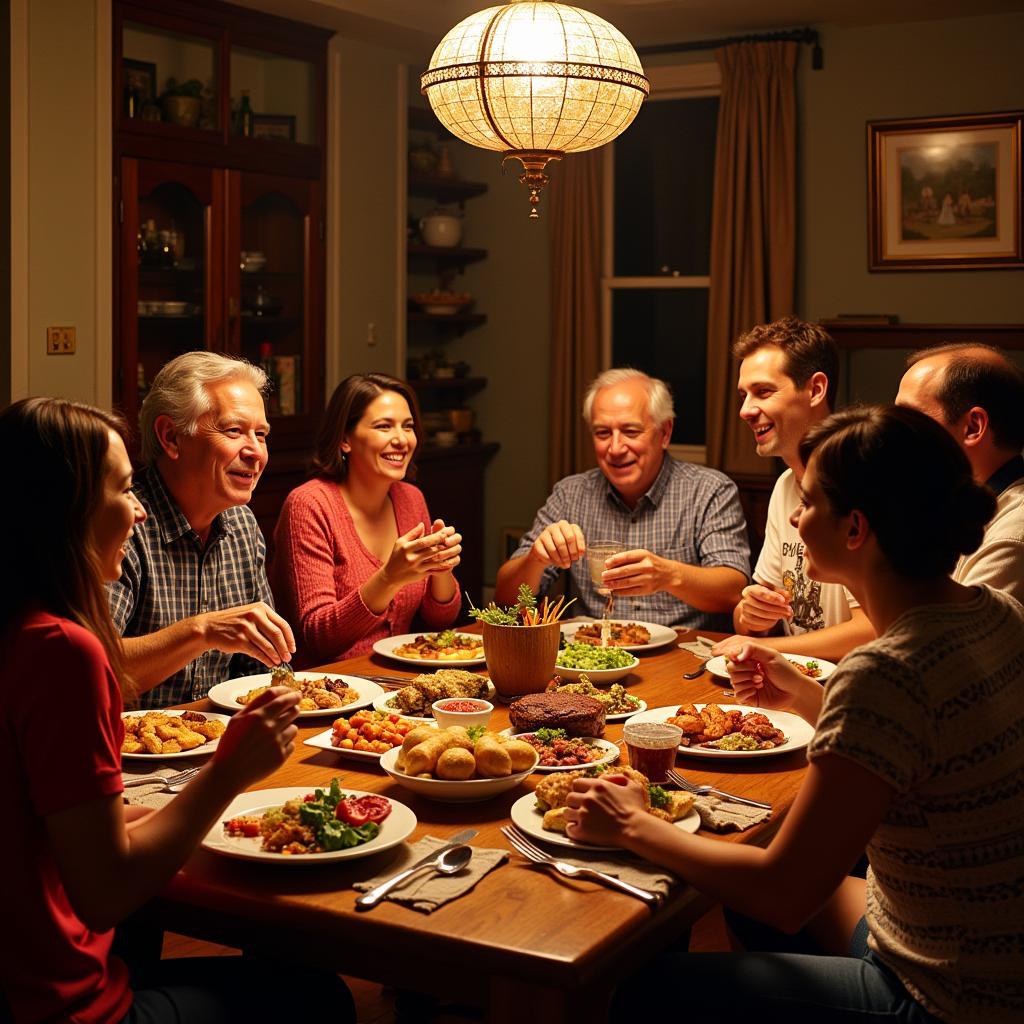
623, 722, 683, 783
587, 541, 625, 597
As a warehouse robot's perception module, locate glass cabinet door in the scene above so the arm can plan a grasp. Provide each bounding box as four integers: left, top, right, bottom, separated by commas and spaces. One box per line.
119, 159, 218, 422
228, 171, 321, 420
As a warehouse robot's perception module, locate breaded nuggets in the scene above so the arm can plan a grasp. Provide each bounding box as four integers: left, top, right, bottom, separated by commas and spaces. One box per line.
121, 712, 223, 755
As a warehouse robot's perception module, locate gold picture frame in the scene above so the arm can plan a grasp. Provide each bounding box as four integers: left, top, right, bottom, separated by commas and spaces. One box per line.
867, 111, 1022, 271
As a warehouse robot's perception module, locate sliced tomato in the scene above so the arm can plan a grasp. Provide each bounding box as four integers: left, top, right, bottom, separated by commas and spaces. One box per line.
335, 794, 391, 826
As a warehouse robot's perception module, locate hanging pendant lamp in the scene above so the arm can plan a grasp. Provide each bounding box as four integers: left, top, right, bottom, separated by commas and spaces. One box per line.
421, 0, 649, 218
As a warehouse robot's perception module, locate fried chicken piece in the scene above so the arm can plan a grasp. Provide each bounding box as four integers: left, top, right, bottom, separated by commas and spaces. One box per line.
534, 771, 579, 810
297, 698, 318, 712
308, 688, 343, 709
698, 703, 729, 740
121, 736, 143, 754
139, 730, 164, 754
542, 806, 570, 832
738, 712, 785, 747
188, 718, 226, 741
392, 685, 427, 714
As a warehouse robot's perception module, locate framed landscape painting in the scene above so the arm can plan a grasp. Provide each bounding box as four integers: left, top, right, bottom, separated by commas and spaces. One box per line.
868, 111, 1022, 270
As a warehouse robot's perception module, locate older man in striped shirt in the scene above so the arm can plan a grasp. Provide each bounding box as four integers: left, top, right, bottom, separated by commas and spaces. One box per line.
108, 352, 294, 708
496, 369, 749, 631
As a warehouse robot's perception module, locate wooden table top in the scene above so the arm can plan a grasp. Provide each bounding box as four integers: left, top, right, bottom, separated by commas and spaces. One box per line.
158, 628, 809, 1019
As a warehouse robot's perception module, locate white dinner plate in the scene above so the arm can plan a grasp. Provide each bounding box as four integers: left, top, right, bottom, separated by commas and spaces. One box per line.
509, 792, 699, 851
372, 632, 486, 667
559, 620, 678, 653
201, 786, 417, 864
372, 680, 497, 719
121, 710, 232, 760
303, 720, 437, 763
206, 673, 383, 718
704, 654, 836, 683
500, 732, 620, 773
623, 703, 814, 759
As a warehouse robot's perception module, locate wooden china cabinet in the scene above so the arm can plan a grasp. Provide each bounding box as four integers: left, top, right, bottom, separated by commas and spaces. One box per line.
112, 0, 331, 545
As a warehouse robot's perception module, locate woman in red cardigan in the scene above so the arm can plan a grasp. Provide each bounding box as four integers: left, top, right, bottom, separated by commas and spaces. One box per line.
272, 373, 463, 665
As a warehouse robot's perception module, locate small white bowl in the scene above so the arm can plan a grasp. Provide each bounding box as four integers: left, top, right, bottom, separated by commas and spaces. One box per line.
553, 654, 640, 687
431, 697, 493, 731
378, 745, 537, 802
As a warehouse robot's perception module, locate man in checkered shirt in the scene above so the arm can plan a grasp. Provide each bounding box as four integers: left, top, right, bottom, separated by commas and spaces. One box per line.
495, 368, 749, 631
108, 352, 294, 708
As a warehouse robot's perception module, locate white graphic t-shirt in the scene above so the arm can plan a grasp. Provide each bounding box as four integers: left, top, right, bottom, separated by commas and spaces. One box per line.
754, 469, 858, 634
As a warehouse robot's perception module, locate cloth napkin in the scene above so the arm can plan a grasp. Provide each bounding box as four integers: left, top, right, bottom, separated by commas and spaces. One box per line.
694, 795, 770, 832
121, 766, 188, 811
527, 846, 677, 896
353, 835, 508, 913
677, 636, 717, 660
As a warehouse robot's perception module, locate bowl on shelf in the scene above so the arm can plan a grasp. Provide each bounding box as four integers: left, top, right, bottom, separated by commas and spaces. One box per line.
411, 292, 473, 316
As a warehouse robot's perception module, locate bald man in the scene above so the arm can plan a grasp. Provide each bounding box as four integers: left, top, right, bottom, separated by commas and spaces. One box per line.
896, 343, 1024, 605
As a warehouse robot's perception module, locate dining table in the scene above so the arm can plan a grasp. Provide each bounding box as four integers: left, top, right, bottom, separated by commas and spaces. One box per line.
154, 628, 811, 1022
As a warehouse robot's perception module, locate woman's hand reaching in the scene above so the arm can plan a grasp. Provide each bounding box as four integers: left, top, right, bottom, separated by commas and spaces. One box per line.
726, 642, 824, 725
381, 520, 462, 589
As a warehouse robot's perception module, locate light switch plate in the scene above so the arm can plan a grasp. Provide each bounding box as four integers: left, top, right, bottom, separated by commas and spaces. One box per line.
46, 326, 76, 354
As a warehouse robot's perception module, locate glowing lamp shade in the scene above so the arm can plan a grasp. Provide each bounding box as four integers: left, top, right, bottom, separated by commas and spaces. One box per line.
421, 1, 649, 217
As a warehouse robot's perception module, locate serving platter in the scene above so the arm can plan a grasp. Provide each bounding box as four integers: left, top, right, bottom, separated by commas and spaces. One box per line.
372, 632, 486, 667
206, 673, 383, 718
559, 620, 678, 653
509, 792, 699, 851
623, 704, 814, 758
303, 720, 437, 762
121, 710, 232, 760
201, 786, 417, 864
372, 680, 497, 719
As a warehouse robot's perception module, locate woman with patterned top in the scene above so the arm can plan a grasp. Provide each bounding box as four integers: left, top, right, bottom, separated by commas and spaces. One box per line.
272, 373, 462, 665
565, 405, 1024, 1023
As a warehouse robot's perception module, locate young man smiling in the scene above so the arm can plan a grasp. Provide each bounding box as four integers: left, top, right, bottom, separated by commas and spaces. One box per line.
713, 317, 875, 661
108, 351, 295, 709
496, 368, 749, 630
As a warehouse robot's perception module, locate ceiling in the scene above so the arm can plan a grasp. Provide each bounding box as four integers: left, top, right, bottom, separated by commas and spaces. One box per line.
239, 0, 1024, 55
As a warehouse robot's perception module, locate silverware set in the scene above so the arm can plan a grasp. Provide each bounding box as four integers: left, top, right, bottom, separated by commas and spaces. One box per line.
666, 768, 771, 809
500, 825, 663, 906
123, 765, 202, 790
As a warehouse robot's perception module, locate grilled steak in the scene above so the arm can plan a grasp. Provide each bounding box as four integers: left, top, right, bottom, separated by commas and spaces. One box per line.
508, 693, 606, 737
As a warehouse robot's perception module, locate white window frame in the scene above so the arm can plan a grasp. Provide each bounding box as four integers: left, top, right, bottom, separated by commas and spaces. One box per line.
601, 61, 721, 465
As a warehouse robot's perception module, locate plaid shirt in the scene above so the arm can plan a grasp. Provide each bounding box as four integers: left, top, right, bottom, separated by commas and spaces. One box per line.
512, 457, 750, 631
107, 467, 273, 708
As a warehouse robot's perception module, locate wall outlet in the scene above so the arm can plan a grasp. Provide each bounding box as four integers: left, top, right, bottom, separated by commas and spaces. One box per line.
46, 326, 76, 354
366, 321, 378, 347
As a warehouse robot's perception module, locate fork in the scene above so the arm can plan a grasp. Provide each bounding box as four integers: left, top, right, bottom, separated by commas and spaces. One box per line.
123, 766, 202, 790
666, 769, 771, 810
500, 826, 663, 906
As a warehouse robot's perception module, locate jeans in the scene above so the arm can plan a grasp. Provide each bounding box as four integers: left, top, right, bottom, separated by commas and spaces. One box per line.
610, 918, 940, 1023
120, 956, 355, 1023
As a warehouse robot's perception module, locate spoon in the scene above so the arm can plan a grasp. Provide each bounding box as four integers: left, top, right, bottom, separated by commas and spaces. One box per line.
355, 845, 473, 910
682, 666, 706, 680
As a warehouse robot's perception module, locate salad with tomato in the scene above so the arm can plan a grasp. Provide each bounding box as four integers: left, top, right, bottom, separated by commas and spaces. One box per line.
224, 778, 392, 855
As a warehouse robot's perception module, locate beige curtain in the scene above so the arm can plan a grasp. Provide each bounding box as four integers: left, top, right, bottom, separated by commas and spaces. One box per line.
547, 150, 602, 486
706, 41, 798, 475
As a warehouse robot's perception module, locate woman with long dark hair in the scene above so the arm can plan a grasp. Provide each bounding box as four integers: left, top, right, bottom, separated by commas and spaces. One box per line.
272, 373, 462, 664
566, 405, 1024, 1023
0, 398, 352, 1022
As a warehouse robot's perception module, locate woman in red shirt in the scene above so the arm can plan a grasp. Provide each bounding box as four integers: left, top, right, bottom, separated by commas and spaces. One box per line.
0, 397, 353, 1023
272, 373, 463, 665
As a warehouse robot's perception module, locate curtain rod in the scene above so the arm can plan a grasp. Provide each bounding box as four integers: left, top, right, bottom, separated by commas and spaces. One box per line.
637, 27, 823, 70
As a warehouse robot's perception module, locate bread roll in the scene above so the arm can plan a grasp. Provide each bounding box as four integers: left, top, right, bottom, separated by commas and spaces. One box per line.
500, 738, 537, 772
436, 747, 476, 780
473, 733, 512, 777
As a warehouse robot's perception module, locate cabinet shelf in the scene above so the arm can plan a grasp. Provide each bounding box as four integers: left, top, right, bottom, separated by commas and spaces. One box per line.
408, 243, 487, 268
408, 312, 486, 327
409, 174, 487, 204
408, 376, 488, 397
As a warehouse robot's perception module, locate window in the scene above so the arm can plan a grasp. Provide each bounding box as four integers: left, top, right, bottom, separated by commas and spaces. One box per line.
603, 63, 720, 463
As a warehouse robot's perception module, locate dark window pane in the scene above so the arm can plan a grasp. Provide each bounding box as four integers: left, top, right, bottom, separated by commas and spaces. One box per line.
611, 289, 708, 445
613, 96, 718, 277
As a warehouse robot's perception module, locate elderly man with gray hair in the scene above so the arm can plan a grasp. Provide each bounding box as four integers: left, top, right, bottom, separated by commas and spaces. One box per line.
495, 368, 749, 630
108, 350, 294, 709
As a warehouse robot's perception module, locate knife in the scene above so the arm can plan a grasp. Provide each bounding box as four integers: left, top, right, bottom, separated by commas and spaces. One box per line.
355, 828, 478, 910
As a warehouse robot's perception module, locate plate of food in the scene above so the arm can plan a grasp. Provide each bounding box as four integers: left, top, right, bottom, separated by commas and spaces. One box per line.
372, 669, 495, 719
303, 710, 436, 762
203, 779, 417, 864
509, 765, 699, 850
378, 729, 538, 802
704, 654, 836, 682
559, 620, 678, 652
500, 729, 620, 772
624, 703, 814, 758
544, 677, 646, 722
121, 710, 231, 759
554, 643, 639, 684
372, 631, 485, 667
207, 666, 383, 718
